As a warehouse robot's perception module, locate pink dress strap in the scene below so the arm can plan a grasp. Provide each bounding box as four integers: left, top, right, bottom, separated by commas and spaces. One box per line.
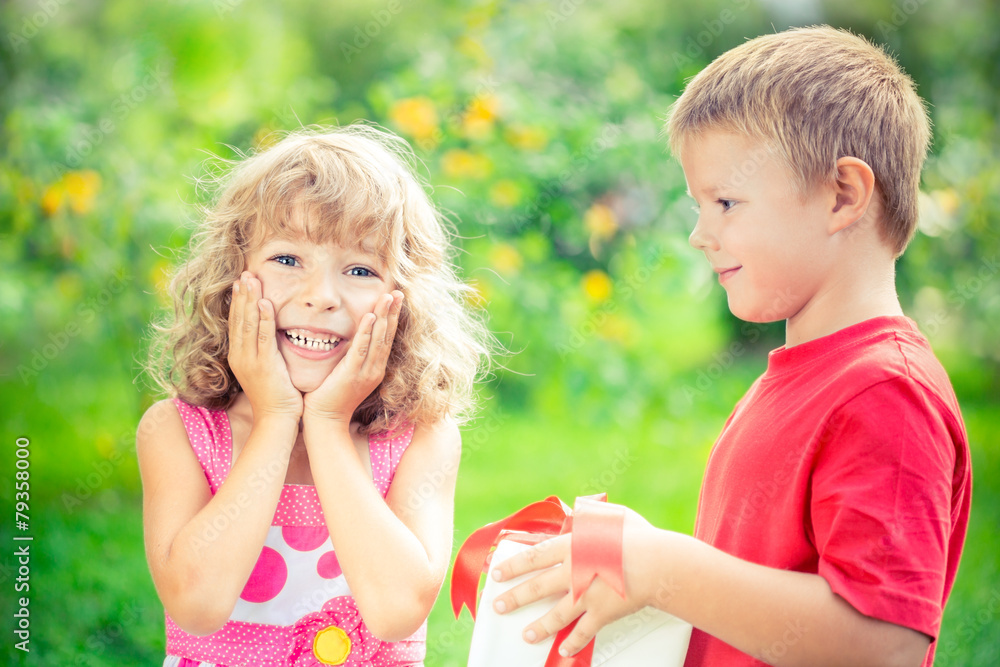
172, 398, 232, 494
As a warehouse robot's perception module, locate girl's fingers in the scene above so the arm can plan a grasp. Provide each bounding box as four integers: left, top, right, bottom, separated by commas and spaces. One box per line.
241, 273, 261, 360
257, 298, 277, 357
228, 278, 245, 354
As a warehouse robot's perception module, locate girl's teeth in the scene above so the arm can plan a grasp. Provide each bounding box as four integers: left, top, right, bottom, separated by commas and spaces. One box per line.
285, 331, 340, 351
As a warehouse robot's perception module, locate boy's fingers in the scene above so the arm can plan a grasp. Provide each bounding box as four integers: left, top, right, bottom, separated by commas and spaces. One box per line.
494, 565, 567, 615
552, 610, 600, 656
521, 595, 583, 645
493, 535, 569, 583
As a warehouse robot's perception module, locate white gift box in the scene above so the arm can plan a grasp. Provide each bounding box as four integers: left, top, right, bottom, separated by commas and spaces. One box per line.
468, 539, 692, 667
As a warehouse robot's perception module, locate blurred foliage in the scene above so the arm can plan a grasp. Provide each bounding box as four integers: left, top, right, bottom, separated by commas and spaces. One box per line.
1, 0, 998, 665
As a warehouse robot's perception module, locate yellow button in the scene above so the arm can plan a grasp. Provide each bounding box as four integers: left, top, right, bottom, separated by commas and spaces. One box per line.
313, 625, 352, 665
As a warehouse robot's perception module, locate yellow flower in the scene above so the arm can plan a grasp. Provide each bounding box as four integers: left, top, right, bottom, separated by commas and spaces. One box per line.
465, 279, 491, 308
41, 182, 65, 216
63, 170, 101, 215
598, 313, 635, 346
456, 35, 492, 67
150, 259, 173, 305
581, 269, 613, 303
462, 93, 500, 139
932, 188, 960, 217
389, 97, 439, 141
489, 243, 523, 275
584, 203, 618, 241
489, 180, 522, 208
504, 125, 549, 151
442, 149, 492, 180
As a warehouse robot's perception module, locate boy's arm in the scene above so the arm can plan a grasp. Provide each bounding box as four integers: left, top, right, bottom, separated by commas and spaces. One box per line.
493, 516, 931, 667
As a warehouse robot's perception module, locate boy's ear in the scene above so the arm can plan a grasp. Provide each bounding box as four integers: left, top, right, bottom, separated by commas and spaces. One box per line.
828, 157, 876, 235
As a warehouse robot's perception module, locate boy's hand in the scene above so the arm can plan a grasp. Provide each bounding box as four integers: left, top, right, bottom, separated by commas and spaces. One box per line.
492, 508, 660, 657
228, 272, 303, 420
302, 290, 403, 424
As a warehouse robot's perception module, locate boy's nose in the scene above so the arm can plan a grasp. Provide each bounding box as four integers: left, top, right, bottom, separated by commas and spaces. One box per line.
688, 217, 720, 252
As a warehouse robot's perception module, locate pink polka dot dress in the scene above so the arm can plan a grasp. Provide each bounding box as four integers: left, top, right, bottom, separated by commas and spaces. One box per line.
163, 398, 426, 667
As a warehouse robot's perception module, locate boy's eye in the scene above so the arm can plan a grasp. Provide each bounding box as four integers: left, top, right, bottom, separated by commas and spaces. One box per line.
718, 199, 737, 211
273, 255, 299, 267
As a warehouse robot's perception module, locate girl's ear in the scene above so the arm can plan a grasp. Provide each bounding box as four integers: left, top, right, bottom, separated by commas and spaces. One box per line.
828, 156, 876, 235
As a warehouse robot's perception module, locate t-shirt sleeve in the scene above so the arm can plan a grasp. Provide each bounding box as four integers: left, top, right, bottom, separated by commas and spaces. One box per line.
809, 376, 958, 638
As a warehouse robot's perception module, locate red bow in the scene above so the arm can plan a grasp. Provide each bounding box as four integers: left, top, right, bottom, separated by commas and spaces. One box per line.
450, 495, 625, 667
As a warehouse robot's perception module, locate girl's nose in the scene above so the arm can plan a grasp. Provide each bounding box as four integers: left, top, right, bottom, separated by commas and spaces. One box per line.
303, 270, 341, 310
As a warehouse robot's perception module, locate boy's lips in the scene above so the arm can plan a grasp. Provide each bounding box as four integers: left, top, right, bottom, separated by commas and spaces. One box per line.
715, 265, 742, 284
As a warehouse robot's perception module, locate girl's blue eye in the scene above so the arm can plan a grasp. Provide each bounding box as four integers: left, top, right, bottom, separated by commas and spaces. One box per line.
273, 255, 298, 267
349, 266, 374, 277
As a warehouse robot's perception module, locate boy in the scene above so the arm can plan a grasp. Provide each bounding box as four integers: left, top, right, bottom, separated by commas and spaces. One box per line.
490, 26, 971, 666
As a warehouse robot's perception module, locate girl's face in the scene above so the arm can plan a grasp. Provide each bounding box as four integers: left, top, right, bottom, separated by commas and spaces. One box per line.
243, 217, 393, 394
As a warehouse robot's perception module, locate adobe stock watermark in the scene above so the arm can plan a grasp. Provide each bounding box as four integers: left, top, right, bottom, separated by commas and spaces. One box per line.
5, 0, 70, 53
876, 0, 931, 40
919, 254, 998, 338
546, 0, 587, 28
580, 447, 637, 497
402, 407, 508, 515
936, 587, 1000, 662
416, 74, 501, 153
17, 269, 132, 384
556, 245, 669, 358
486, 123, 623, 235
340, 0, 405, 63
670, 0, 752, 70
755, 618, 808, 663
70, 600, 146, 666
681, 288, 798, 405
49, 60, 173, 179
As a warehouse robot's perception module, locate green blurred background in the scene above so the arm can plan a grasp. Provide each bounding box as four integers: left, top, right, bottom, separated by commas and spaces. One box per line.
1, 0, 998, 664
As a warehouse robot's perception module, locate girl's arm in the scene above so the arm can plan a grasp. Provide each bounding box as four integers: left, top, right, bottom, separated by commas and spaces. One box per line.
492, 512, 931, 667
304, 417, 460, 642
138, 274, 302, 635
300, 290, 458, 640
137, 402, 298, 635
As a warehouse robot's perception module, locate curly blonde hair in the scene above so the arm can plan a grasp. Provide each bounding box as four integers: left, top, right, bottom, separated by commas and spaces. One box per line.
144, 125, 494, 433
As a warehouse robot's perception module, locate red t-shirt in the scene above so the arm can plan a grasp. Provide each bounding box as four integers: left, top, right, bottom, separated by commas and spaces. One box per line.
683, 317, 971, 667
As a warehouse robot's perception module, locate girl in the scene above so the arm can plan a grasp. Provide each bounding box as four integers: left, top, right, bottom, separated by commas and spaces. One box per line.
139, 125, 492, 666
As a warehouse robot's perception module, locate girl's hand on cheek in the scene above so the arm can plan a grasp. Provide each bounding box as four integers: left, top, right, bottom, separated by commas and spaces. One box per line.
228, 272, 303, 420
303, 290, 403, 424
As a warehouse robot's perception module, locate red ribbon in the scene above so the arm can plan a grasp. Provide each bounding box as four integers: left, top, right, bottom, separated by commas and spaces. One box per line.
450, 494, 626, 667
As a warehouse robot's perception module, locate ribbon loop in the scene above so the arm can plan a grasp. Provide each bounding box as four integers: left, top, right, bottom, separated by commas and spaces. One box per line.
450, 493, 625, 667
570, 497, 626, 602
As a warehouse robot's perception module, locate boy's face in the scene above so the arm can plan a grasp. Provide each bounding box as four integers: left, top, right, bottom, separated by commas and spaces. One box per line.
682, 130, 836, 324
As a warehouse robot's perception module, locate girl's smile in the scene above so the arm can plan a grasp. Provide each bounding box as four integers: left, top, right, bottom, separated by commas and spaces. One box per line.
244, 216, 393, 393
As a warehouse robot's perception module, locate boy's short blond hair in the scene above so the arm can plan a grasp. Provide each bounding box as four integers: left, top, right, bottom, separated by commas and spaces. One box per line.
667, 25, 931, 257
